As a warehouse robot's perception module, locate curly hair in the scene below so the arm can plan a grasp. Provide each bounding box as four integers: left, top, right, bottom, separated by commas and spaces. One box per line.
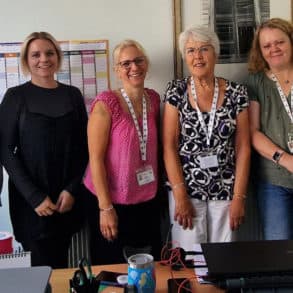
247, 18, 293, 73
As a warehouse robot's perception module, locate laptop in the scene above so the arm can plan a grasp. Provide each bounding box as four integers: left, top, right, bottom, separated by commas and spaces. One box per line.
0, 266, 52, 293
201, 240, 293, 280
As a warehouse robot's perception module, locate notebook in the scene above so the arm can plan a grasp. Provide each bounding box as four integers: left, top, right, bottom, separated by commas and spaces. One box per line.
0, 266, 52, 293
0, 251, 31, 268
201, 240, 293, 280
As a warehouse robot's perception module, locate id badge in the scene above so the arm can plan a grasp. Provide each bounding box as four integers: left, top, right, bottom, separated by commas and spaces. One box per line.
136, 165, 155, 186
288, 131, 293, 153
198, 154, 218, 169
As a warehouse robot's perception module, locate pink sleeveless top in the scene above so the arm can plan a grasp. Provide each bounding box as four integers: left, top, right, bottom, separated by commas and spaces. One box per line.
84, 89, 160, 204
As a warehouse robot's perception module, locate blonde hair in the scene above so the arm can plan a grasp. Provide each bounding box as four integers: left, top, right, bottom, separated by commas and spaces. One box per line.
20, 31, 63, 75
113, 39, 149, 70
247, 18, 293, 73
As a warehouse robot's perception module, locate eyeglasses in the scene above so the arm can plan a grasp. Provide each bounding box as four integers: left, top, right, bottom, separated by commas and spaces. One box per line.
118, 56, 146, 69
185, 45, 213, 56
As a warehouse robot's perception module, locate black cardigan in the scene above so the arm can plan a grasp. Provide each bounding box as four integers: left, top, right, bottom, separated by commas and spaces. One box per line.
0, 81, 88, 241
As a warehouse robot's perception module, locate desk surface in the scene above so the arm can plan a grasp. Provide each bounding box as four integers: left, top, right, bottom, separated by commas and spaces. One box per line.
50, 262, 225, 293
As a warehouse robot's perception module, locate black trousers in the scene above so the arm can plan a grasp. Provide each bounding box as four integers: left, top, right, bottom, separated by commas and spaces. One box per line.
85, 188, 162, 265
21, 235, 71, 269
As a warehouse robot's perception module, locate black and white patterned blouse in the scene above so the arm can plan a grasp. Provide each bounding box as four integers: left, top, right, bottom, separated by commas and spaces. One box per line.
164, 77, 248, 200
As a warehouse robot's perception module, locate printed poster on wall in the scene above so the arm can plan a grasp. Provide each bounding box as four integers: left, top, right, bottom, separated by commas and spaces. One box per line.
0, 39, 110, 112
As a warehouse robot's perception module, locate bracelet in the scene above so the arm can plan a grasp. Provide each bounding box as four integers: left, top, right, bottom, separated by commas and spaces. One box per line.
171, 182, 185, 190
233, 194, 247, 200
99, 205, 114, 212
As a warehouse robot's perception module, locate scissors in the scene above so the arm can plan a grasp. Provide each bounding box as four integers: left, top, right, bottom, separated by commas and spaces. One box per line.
70, 258, 99, 293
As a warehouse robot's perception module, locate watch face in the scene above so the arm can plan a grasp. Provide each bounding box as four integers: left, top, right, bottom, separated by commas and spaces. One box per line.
273, 151, 282, 162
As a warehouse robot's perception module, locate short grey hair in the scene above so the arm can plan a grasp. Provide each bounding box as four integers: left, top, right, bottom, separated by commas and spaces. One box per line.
178, 25, 220, 59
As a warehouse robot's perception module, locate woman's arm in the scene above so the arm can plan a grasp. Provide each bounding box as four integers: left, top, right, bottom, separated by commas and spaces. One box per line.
230, 108, 251, 230
162, 102, 195, 229
87, 101, 118, 241
0, 88, 49, 209
59, 88, 89, 213
63, 87, 89, 197
249, 101, 293, 173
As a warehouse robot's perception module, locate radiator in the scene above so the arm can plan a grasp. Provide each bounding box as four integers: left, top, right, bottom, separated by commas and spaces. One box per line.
68, 225, 91, 268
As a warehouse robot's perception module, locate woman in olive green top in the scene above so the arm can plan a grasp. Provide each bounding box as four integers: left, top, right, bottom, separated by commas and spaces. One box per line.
247, 18, 293, 240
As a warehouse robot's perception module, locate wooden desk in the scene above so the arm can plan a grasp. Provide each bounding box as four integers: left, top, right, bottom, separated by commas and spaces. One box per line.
50, 262, 225, 292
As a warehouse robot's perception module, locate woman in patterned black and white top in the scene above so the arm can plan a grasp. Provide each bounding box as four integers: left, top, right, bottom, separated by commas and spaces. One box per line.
162, 25, 250, 249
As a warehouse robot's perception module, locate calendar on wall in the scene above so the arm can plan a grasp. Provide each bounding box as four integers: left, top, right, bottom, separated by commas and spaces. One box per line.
0, 39, 110, 112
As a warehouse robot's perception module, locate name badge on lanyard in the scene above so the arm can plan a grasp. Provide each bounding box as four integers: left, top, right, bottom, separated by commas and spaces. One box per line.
198, 154, 219, 169
271, 74, 293, 153
190, 76, 220, 168
136, 165, 155, 186
120, 88, 155, 185
190, 76, 219, 149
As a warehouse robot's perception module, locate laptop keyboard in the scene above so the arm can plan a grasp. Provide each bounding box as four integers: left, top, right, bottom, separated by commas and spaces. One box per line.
218, 275, 293, 289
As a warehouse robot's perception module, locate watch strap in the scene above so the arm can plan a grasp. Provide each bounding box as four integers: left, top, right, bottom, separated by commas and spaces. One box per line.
272, 151, 284, 164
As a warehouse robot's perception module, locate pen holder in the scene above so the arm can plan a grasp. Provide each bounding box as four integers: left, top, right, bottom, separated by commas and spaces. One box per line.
70, 257, 137, 293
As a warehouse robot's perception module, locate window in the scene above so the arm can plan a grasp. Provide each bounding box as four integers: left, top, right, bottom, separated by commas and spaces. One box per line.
213, 0, 269, 63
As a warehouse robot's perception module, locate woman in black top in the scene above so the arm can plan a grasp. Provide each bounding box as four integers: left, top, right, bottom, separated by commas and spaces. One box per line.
0, 32, 88, 268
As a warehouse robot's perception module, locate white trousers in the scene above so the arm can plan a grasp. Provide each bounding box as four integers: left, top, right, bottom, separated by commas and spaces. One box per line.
168, 191, 234, 251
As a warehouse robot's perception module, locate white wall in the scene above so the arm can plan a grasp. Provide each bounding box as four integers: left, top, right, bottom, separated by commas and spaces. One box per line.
0, 0, 174, 95
0, 0, 174, 235
0, 0, 292, 237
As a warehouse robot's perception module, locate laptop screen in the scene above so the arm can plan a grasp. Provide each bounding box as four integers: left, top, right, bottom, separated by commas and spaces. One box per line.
201, 240, 293, 280
0, 266, 51, 293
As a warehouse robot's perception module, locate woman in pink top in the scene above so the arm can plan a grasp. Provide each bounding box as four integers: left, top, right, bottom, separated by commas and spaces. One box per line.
84, 39, 162, 264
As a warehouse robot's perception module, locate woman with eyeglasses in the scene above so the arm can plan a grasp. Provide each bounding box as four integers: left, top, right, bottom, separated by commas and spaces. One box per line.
247, 18, 293, 240
84, 39, 162, 264
162, 25, 250, 249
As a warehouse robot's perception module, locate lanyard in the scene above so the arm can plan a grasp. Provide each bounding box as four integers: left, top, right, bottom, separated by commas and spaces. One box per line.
271, 73, 293, 123
190, 76, 219, 148
120, 88, 148, 161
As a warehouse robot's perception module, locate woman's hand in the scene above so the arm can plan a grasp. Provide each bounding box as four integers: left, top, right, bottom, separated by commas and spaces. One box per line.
56, 190, 75, 213
100, 208, 118, 241
229, 198, 245, 230
174, 195, 195, 230
34, 196, 57, 216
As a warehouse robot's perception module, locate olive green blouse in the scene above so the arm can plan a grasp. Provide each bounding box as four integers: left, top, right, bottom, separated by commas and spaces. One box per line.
247, 71, 293, 188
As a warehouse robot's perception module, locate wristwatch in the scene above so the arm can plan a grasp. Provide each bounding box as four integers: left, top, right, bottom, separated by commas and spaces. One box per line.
272, 150, 284, 164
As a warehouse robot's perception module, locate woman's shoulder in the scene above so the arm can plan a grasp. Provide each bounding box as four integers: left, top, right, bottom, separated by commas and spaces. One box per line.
165, 77, 188, 94
90, 90, 120, 113
223, 78, 247, 93
145, 88, 160, 101
246, 71, 268, 87
0, 83, 31, 117
145, 88, 161, 112
57, 82, 82, 96
1, 82, 31, 104
221, 78, 248, 104
95, 90, 119, 103
145, 88, 159, 98
163, 77, 189, 106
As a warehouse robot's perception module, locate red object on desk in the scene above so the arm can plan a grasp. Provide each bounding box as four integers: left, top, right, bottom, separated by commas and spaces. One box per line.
0, 232, 13, 254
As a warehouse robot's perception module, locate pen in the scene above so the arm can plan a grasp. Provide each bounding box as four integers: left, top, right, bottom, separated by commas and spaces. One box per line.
100, 280, 125, 287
